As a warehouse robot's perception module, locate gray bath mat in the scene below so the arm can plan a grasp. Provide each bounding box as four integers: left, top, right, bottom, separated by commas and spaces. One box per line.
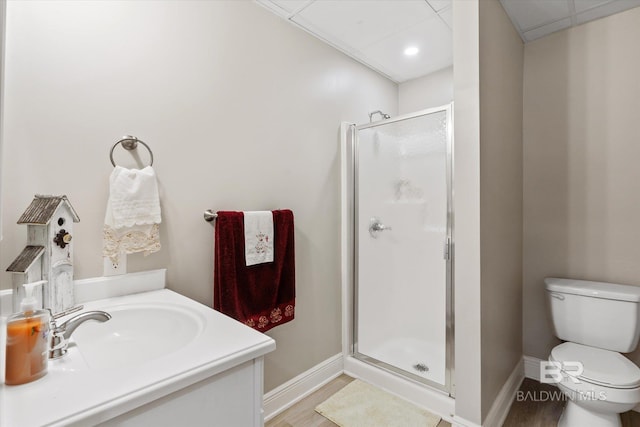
315, 379, 441, 427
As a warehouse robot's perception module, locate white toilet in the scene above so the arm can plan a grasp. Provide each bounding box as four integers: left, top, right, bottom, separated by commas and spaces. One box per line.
545, 278, 640, 427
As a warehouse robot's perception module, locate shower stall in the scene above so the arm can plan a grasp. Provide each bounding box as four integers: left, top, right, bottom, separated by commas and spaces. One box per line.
342, 104, 454, 407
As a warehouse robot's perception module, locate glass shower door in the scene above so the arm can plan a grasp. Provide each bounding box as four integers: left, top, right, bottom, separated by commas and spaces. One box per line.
354, 106, 451, 389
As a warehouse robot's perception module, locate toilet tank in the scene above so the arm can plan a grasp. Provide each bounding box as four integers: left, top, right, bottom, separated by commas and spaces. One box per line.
545, 278, 640, 353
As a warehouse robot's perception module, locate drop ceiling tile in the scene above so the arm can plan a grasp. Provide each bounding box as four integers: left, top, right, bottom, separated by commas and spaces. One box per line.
573, 0, 613, 13
360, 16, 452, 82
255, 0, 309, 17
292, 0, 436, 50
426, 0, 451, 12
439, 6, 452, 29
501, 0, 571, 31
523, 17, 571, 41
267, 0, 313, 14
576, 0, 640, 24
500, 0, 640, 42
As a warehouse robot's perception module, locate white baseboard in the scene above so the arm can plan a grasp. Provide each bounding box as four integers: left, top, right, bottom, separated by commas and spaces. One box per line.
451, 415, 482, 427
483, 358, 524, 427
523, 355, 542, 381
263, 353, 343, 422
524, 354, 640, 413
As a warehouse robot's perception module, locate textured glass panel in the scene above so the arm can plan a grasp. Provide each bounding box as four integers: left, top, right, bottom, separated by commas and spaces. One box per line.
355, 110, 448, 386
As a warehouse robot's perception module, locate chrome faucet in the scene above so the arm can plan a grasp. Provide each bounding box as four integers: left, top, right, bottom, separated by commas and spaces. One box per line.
49, 311, 111, 359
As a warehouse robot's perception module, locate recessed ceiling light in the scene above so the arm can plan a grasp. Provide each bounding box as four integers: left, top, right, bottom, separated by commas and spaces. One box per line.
404, 46, 419, 56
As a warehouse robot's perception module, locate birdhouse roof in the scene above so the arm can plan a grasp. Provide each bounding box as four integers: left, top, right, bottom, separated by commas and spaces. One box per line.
6, 245, 45, 273
17, 195, 80, 225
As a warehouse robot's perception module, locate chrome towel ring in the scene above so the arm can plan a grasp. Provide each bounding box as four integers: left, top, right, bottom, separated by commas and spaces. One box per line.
109, 135, 154, 167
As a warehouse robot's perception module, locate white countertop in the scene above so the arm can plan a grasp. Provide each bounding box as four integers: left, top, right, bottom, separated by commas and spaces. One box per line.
0, 288, 276, 427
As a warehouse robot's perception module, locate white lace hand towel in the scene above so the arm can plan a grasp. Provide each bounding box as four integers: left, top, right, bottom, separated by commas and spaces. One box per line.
103, 166, 161, 264
109, 166, 161, 227
244, 211, 274, 266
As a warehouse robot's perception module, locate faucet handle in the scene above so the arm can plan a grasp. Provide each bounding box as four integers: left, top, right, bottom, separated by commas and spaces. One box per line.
47, 309, 69, 359
49, 329, 68, 359
47, 308, 58, 331
52, 305, 84, 320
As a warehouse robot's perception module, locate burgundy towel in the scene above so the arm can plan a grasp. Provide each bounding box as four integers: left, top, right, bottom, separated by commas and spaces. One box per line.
214, 210, 295, 332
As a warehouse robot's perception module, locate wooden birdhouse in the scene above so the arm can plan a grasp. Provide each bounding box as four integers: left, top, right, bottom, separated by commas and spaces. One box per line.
6, 195, 80, 314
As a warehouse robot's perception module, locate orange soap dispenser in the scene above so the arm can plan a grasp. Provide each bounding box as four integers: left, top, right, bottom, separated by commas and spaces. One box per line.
4, 282, 50, 385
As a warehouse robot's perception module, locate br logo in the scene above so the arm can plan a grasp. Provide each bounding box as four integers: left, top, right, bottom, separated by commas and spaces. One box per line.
540, 361, 584, 384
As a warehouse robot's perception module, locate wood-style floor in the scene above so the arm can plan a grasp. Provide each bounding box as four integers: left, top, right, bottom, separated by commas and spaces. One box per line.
265, 374, 451, 427
266, 375, 640, 427
503, 378, 640, 427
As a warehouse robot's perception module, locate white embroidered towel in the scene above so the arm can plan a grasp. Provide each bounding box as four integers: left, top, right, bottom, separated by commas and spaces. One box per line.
244, 211, 274, 266
109, 166, 161, 227
103, 166, 161, 264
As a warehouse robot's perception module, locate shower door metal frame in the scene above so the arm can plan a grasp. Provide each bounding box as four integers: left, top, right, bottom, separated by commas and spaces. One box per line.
350, 104, 455, 396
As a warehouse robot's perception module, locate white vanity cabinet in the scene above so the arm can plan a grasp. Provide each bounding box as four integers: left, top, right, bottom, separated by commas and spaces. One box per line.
0, 272, 276, 427
101, 358, 266, 427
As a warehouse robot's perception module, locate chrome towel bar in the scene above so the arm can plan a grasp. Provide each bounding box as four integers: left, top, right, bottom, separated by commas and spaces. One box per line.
204, 210, 217, 222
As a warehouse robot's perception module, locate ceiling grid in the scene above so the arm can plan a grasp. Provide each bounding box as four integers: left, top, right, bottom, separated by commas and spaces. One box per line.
256, 0, 452, 83
256, 0, 640, 82
500, 0, 640, 42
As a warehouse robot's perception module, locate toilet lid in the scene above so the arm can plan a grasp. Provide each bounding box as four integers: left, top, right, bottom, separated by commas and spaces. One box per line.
550, 342, 640, 388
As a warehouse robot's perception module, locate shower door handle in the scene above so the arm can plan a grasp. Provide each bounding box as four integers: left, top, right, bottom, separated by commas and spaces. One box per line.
444, 238, 451, 260
369, 218, 392, 238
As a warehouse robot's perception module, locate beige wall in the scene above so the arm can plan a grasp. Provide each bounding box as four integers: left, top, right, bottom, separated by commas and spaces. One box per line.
0, 0, 397, 392
479, 0, 523, 419
523, 6, 640, 365
398, 66, 453, 115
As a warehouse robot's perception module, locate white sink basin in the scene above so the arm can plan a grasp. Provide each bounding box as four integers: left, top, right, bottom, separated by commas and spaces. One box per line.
70, 303, 205, 369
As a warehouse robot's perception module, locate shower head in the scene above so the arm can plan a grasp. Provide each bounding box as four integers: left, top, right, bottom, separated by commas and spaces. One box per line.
368, 110, 391, 123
